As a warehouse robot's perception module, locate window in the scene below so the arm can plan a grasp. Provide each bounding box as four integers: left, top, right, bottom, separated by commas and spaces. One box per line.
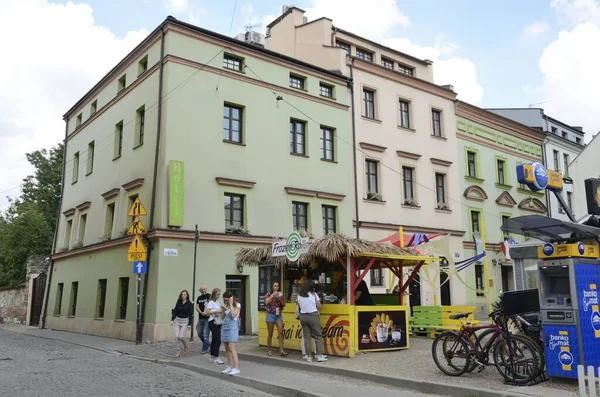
117, 277, 129, 320
68, 282, 79, 316
86, 141, 95, 175
336, 40, 351, 55
104, 203, 115, 237
117, 74, 126, 93
223, 54, 243, 71
76, 113, 82, 128
381, 57, 394, 69
77, 213, 87, 245
435, 173, 446, 204
471, 210, 481, 235
402, 166, 414, 201
497, 159, 506, 185
553, 150, 560, 171
567, 192, 573, 211
563, 154, 570, 176
475, 265, 484, 296
432, 109, 442, 137
370, 268, 383, 286
362, 89, 375, 119
365, 159, 379, 194
224, 194, 244, 227
356, 48, 373, 62
551, 126, 557, 134
322, 205, 337, 235
399, 100, 410, 128
96, 279, 107, 319
90, 100, 97, 115
114, 121, 123, 159
289, 74, 305, 90
502, 215, 511, 238
562, 131, 568, 138
72, 152, 79, 183
290, 119, 306, 155
319, 83, 334, 98
292, 202, 308, 231
320, 127, 334, 161
54, 283, 64, 316
398, 65, 414, 76
64, 219, 73, 248
576, 137, 582, 144
223, 104, 243, 143
467, 151, 477, 178
135, 106, 145, 147
138, 55, 148, 76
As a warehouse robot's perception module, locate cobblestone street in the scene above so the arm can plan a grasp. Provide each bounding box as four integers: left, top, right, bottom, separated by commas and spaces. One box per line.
0, 329, 272, 397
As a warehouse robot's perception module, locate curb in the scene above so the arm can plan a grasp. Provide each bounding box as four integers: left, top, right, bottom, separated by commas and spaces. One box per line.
236, 352, 546, 397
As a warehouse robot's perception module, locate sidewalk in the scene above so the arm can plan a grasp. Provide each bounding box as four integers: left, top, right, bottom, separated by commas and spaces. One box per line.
0, 324, 578, 397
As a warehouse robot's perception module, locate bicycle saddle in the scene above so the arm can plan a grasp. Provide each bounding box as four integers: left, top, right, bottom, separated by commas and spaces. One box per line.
449, 312, 471, 320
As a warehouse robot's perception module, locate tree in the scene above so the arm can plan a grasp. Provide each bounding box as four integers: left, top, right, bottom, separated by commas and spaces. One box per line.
0, 143, 63, 287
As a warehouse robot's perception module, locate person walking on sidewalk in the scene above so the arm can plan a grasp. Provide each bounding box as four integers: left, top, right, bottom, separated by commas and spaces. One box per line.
297, 280, 327, 363
221, 291, 242, 376
205, 288, 224, 364
264, 282, 288, 357
170, 289, 193, 358
196, 285, 211, 354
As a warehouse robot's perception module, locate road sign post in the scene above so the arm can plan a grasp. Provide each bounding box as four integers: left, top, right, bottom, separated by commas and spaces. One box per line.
126, 197, 148, 345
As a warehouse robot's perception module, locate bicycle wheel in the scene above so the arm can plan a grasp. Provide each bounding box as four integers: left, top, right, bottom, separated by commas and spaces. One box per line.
510, 332, 545, 376
467, 328, 497, 371
432, 331, 471, 376
493, 334, 540, 385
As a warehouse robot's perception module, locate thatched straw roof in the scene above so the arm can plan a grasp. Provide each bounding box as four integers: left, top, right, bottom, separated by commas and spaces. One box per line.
235, 233, 422, 266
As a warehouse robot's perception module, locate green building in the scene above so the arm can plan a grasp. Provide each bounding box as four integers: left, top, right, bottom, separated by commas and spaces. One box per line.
455, 101, 546, 317
43, 17, 352, 342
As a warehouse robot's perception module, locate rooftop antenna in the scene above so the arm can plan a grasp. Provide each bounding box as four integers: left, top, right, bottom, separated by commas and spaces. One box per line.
528, 100, 551, 108
245, 22, 263, 32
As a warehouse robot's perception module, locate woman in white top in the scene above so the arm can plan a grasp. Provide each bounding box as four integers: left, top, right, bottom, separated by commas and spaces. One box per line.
204, 288, 224, 364
221, 291, 242, 376
296, 280, 327, 363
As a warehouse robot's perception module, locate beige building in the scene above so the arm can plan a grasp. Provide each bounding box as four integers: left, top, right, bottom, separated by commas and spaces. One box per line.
266, 7, 466, 307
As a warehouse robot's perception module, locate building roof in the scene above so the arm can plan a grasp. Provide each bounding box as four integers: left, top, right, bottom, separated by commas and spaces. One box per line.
64, 15, 348, 119
485, 107, 585, 135
266, 6, 306, 29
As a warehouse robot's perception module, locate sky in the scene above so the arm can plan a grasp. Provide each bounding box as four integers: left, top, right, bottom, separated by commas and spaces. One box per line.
1, 0, 600, 210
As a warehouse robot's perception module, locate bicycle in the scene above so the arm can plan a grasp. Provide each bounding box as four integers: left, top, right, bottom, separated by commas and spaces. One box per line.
431, 310, 542, 385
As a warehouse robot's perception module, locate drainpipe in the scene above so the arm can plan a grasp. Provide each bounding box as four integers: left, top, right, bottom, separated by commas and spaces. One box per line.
138, 27, 166, 344
349, 58, 360, 238
330, 26, 336, 47
41, 117, 69, 329
541, 137, 551, 217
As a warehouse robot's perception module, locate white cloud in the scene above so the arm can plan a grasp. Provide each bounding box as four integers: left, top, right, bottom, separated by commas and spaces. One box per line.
551, 0, 600, 25
0, 0, 149, 208
382, 38, 484, 104
536, 22, 600, 140
164, 0, 189, 13
522, 21, 550, 36
304, 0, 410, 40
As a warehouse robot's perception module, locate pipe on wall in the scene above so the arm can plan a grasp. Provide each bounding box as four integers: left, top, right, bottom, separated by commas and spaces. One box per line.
349, 58, 360, 238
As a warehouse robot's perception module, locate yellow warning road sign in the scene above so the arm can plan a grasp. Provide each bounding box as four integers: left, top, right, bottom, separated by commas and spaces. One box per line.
127, 217, 147, 235
128, 197, 148, 217
127, 235, 147, 254
127, 252, 147, 262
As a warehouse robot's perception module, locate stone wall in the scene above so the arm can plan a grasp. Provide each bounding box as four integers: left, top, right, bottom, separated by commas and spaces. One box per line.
0, 284, 27, 324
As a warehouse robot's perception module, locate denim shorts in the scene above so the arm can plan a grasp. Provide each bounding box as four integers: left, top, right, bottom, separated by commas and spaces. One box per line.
265, 312, 283, 323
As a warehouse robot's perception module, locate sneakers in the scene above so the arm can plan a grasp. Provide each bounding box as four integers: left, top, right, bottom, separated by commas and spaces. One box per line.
222, 367, 232, 374
306, 356, 313, 363
229, 368, 240, 376
201, 350, 208, 355
213, 358, 224, 364
317, 355, 328, 362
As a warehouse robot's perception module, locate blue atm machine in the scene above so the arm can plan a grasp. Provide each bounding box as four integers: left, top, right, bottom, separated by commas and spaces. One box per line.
537, 243, 600, 379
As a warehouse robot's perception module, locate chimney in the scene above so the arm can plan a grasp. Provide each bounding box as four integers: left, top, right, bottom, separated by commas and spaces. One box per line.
440, 84, 454, 92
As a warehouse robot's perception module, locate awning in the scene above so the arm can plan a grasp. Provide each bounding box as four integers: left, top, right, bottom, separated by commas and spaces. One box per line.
501, 215, 600, 243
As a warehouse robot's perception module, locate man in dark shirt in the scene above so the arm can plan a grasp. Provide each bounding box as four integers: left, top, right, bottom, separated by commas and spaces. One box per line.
355, 276, 374, 306
196, 285, 211, 354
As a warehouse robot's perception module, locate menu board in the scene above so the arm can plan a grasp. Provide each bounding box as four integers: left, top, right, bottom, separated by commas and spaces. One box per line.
258, 262, 280, 311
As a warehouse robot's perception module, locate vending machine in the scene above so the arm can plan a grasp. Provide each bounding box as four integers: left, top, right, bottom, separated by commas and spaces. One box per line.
537, 243, 600, 379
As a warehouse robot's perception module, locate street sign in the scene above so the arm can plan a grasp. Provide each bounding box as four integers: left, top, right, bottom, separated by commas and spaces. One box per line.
132, 261, 147, 275
127, 216, 147, 235
128, 235, 147, 254
128, 252, 147, 262
128, 197, 148, 216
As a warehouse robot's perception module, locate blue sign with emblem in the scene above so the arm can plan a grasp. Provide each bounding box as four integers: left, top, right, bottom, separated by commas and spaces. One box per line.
516, 161, 563, 192
132, 261, 146, 275
592, 311, 600, 332
542, 243, 555, 256
578, 242, 585, 255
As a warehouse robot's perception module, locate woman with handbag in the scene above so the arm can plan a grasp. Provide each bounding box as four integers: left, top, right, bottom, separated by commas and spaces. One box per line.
170, 289, 193, 358
297, 280, 327, 363
205, 288, 224, 364
264, 282, 288, 357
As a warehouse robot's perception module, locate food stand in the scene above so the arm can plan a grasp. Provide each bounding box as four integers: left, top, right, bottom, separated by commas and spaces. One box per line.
236, 233, 442, 357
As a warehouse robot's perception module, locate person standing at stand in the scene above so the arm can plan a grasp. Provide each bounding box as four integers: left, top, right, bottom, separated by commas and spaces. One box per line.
264, 282, 288, 357
195, 285, 211, 354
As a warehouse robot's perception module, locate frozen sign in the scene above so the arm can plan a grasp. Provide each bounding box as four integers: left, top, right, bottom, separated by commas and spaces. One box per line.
271, 232, 308, 262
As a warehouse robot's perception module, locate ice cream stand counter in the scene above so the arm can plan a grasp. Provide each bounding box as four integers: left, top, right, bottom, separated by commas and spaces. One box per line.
235, 233, 442, 358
